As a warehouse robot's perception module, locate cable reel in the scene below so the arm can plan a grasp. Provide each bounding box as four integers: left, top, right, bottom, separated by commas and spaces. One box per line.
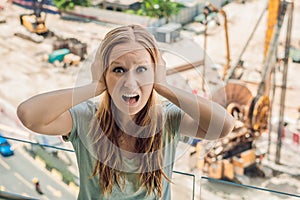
248, 95, 270, 132
211, 81, 253, 122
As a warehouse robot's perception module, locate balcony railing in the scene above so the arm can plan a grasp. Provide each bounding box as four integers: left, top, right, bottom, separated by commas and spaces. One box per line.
1, 135, 300, 200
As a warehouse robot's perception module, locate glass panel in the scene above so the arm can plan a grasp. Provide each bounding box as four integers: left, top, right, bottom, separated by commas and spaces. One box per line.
171, 170, 195, 200
200, 176, 300, 200
2, 137, 300, 200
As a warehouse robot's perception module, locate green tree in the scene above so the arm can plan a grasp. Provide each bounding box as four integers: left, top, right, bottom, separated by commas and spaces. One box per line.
141, 0, 184, 21
53, 0, 90, 10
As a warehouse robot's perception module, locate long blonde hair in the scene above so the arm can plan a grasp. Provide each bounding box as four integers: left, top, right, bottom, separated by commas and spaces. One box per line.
89, 25, 170, 198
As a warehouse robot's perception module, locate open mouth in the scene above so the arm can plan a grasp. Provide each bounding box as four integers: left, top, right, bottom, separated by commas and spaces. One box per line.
122, 94, 140, 105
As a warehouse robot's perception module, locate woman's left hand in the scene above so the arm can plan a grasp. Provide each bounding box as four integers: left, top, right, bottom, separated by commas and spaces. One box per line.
154, 52, 167, 89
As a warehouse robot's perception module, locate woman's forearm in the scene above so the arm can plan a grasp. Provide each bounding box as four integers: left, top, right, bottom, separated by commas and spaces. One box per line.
154, 83, 234, 138
17, 82, 104, 130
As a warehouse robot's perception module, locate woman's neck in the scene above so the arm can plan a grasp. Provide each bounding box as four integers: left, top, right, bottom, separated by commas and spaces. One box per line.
114, 110, 139, 136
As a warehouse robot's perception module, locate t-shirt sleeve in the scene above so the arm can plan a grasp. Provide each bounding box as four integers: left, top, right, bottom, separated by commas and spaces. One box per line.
164, 102, 192, 144
164, 102, 182, 137
62, 101, 96, 142
165, 102, 190, 143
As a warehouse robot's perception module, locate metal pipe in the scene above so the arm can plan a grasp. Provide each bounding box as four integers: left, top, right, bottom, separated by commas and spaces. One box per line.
275, 0, 293, 164
202, 14, 207, 93
267, 66, 276, 157
206, 3, 231, 80
220, 9, 230, 80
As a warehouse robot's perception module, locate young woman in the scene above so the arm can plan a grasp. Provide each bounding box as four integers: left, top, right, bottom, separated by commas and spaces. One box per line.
17, 24, 234, 199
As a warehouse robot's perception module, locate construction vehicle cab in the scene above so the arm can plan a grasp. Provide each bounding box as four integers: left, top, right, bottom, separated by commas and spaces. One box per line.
20, 0, 48, 35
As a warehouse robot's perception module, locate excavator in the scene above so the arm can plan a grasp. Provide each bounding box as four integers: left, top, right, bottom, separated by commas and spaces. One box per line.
19, 0, 48, 35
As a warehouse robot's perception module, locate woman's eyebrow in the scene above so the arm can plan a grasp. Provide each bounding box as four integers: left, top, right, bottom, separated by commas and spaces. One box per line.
110, 61, 123, 65
135, 59, 152, 64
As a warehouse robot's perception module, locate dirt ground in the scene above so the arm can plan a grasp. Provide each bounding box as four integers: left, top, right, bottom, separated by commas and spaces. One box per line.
1, 0, 300, 199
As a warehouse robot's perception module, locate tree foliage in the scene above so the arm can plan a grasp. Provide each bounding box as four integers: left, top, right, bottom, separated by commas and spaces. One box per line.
141, 0, 184, 20
53, 0, 90, 10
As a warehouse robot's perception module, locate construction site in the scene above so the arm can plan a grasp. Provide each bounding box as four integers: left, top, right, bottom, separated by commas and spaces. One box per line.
0, 0, 300, 199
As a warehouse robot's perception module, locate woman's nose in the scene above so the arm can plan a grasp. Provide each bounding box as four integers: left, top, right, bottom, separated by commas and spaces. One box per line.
123, 71, 138, 88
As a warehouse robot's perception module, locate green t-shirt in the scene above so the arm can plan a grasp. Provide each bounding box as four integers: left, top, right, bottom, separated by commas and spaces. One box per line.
66, 100, 186, 200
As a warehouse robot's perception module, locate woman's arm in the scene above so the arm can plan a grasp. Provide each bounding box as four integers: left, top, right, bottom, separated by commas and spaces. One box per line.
154, 56, 234, 140
17, 82, 105, 135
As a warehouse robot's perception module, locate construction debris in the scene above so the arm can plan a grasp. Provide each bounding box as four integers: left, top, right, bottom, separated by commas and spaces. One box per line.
14, 27, 44, 43
53, 38, 87, 60
48, 48, 70, 63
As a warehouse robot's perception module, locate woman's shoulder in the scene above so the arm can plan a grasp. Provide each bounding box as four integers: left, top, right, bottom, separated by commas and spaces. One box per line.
72, 100, 98, 112
161, 99, 182, 129
161, 99, 182, 115
70, 100, 98, 120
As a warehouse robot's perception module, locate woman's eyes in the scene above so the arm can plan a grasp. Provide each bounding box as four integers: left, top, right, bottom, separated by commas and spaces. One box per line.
112, 66, 147, 73
136, 66, 147, 73
112, 67, 125, 73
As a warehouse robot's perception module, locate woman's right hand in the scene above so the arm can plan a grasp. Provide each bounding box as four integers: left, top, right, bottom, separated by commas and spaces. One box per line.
91, 58, 107, 95
94, 75, 106, 96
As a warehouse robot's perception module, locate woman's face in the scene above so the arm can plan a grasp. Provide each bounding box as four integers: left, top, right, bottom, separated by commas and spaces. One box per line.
105, 42, 155, 116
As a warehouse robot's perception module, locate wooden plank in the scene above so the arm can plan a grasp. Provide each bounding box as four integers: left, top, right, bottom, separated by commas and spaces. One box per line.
223, 159, 234, 180
233, 156, 244, 175
240, 149, 256, 168
208, 160, 223, 179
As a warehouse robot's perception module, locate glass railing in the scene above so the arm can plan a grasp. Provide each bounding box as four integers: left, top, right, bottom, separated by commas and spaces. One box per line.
1, 136, 300, 200
200, 176, 300, 200
0, 190, 38, 200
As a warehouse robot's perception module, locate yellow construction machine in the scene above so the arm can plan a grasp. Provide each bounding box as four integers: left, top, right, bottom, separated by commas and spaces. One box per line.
20, 0, 48, 35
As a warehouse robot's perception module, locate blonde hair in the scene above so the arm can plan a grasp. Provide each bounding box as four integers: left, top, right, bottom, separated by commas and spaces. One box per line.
89, 25, 170, 198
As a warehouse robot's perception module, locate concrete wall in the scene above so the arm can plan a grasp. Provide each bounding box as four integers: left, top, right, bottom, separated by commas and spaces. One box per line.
63, 2, 208, 28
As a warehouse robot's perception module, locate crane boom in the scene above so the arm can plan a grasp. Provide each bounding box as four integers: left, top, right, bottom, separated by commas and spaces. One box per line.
264, 0, 280, 59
